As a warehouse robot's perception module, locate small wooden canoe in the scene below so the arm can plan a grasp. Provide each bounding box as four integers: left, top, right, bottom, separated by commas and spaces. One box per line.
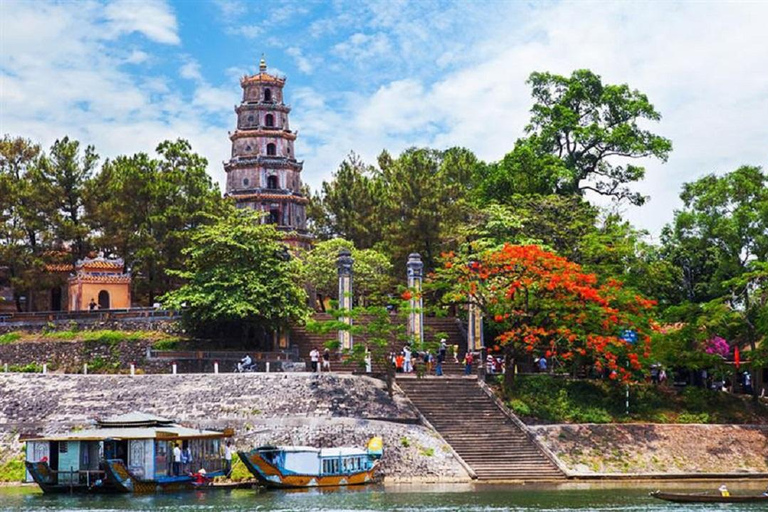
650, 490, 768, 503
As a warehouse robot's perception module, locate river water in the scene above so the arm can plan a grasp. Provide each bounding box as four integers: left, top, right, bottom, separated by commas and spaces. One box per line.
1, 482, 766, 511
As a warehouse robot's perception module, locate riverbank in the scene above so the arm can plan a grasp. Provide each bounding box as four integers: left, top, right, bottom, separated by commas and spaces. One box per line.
2, 373, 767, 483
0, 373, 467, 481
531, 423, 768, 476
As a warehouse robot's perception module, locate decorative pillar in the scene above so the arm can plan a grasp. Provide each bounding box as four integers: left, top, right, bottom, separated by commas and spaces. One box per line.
406, 253, 424, 345
468, 302, 484, 353
337, 249, 354, 351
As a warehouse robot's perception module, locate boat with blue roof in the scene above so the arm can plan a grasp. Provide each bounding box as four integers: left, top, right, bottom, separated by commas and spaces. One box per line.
238, 437, 383, 488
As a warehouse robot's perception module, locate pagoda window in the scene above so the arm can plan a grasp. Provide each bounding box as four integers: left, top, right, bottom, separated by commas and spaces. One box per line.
247, 115, 254, 124
245, 145, 252, 152
264, 88, 272, 102
266, 143, 276, 156
269, 208, 280, 224
265, 114, 274, 127
243, 178, 249, 187
267, 175, 279, 189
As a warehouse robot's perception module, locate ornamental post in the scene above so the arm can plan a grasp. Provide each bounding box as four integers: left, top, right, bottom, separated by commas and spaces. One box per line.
406, 253, 424, 345
336, 249, 354, 351
467, 259, 484, 354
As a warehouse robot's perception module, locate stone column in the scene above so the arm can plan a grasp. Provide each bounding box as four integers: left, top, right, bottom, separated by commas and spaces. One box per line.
337, 249, 354, 351
406, 253, 424, 345
467, 302, 484, 353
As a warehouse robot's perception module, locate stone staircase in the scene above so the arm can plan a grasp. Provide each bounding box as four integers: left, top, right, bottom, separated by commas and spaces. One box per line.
397, 377, 565, 481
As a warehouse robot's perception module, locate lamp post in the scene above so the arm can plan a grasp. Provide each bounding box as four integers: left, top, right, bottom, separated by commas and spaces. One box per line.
337, 249, 354, 351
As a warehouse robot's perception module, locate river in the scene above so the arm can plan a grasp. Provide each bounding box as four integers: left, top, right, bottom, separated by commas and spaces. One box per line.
1, 482, 766, 511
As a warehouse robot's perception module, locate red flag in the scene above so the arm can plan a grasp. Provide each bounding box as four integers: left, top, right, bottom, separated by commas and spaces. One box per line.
734, 346, 740, 369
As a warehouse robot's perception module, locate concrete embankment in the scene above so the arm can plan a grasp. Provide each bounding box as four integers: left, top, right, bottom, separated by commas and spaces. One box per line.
0, 373, 468, 481
531, 423, 768, 477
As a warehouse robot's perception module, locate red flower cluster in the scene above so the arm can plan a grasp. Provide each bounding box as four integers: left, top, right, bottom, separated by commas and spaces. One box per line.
440, 244, 657, 383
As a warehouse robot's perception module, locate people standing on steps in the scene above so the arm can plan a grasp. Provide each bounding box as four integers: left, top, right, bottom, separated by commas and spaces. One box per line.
453, 344, 459, 363
463, 352, 474, 375
309, 347, 319, 372
436, 339, 447, 376
403, 345, 412, 373
365, 348, 372, 373
322, 347, 331, 372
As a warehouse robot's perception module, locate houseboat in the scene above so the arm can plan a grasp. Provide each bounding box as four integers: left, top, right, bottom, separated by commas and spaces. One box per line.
238, 437, 383, 488
24, 412, 231, 493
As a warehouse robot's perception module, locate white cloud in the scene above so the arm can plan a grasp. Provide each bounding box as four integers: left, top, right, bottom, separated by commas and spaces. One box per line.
125, 49, 150, 64
292, 1, 768, 236
286, 47, 314, 74
103, 0, 180, 44
180, 60, 203, 81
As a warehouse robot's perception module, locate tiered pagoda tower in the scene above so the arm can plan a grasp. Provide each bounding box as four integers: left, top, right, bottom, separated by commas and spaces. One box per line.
224, 57, 310, 247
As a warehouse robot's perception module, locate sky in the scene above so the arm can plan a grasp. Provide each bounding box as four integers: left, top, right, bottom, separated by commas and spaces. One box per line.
1, 0, 767, 238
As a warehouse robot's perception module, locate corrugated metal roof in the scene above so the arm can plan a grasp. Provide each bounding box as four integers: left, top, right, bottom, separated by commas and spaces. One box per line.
97, 412, 173, 426
32, 425, 224, 442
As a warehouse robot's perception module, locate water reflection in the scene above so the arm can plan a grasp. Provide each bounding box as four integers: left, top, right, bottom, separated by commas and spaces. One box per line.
2, 481, 766, 511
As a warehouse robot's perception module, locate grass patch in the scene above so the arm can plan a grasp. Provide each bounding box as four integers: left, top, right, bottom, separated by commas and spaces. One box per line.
0, 453, 25, 483
8, 363, 43, 373
0, 332, 22, 345
151, 337, 185, 350
506, 374, 768, 424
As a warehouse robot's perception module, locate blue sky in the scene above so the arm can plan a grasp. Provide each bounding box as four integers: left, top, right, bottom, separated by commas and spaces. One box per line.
2, 0, 767, 237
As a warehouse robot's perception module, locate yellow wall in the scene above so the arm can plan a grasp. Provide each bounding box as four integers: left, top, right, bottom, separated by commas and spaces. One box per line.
69, 282, 131, 311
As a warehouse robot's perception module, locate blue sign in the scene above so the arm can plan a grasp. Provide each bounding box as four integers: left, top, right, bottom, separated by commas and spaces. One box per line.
621, 330, 638, 344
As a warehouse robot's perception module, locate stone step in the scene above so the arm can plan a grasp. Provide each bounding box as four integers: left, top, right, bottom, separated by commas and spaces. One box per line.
398, 378, 565, 482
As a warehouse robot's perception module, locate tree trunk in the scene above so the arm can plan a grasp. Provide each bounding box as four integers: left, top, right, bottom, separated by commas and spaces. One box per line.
503, 349, 516, 392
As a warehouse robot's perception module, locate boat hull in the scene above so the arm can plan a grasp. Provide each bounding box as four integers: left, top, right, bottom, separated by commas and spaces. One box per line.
24, 462, 115, 494
650, 491, 768, 503
103, 459, 225, 494
238, 450, 379, 488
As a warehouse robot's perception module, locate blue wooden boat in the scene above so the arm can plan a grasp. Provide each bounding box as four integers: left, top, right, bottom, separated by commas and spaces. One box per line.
24, 412, 231, 493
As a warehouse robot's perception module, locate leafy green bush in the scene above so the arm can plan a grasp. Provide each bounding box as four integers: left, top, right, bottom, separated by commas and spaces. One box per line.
506, 375, 768, 424
9, 363, 43, 373
152, 338, 183, 350
677, 412, 710, 424
0, 332, 22, 345
0, 454, 25, 482
508, 399, 532, 416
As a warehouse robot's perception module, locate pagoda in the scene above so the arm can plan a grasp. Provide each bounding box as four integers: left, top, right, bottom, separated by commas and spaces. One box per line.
224, 57, 311, 248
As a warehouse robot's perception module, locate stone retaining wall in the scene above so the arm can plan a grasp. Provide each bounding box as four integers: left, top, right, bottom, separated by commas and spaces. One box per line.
0, 373, 467, 479
531, 423, 768, 475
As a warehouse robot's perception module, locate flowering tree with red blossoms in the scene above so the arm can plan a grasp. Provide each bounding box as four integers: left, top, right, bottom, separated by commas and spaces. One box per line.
438, 244, 657, 388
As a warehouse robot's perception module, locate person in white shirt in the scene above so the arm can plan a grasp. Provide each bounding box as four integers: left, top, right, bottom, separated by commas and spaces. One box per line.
403, 346, 412, 373
173, 443, 182, 476
309, 347, 320, 372
224, 441, 233, 477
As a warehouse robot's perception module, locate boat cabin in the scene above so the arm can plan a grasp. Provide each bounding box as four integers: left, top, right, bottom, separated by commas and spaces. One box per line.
258, 446, 375, 476
25, 412, 229, 490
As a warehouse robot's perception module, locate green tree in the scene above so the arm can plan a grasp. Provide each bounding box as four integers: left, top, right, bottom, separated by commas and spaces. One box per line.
0, 136, 52, 311
87, 139, 223, 304
524, 69, 672, 205
308, 154, 383, 249
37, 137, 99, 263
301, 238, 393, 310
376, 147, 478, 271
473, 140, 569, 202
161, 208, 310, 340
661, 166, 768, 399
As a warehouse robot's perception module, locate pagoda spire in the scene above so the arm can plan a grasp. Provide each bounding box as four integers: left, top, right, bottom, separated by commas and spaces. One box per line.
259, 54, 267, 73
